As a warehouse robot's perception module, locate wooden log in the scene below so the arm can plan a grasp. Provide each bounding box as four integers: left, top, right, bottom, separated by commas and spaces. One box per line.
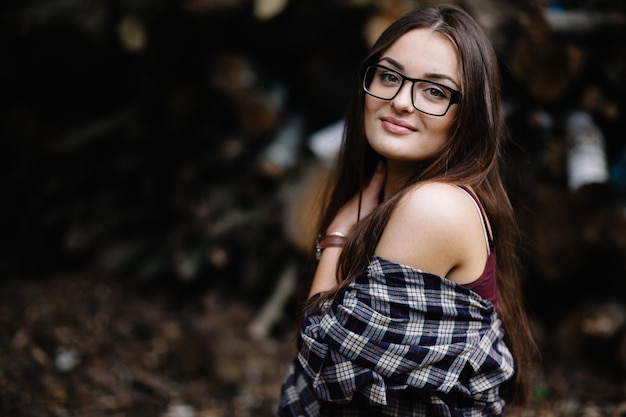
522, 184, 585, 284
556, 302, 626, 373
282, 162, 330, 255
508, 6, 587, 103
248, 261, 298, 340
542, 8, 626, 35
207, 52, 285, 136
182, 0, 246, 13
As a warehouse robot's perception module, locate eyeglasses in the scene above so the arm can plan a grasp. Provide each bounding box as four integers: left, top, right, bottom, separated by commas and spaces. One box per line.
363, 64, 461, 117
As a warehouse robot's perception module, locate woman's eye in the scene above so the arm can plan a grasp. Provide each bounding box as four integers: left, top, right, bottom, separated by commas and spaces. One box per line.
427, 88, 444, 97
381, 72, 400, 84
423, 85, 449, 100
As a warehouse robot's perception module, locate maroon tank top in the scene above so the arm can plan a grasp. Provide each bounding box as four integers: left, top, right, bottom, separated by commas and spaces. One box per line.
457, 186, 498, 308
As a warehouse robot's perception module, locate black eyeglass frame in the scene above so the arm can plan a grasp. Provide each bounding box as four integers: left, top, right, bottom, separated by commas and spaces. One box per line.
362, 64, 462, 117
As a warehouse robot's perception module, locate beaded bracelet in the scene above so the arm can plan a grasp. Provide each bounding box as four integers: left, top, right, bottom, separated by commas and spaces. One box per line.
315, 232, 348, 260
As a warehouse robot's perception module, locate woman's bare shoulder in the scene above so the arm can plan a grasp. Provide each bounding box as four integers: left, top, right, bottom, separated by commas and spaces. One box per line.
398, 181, 476, 224
374, 182, 486, 278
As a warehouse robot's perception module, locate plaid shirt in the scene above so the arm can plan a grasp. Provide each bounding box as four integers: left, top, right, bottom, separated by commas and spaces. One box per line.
278, 256, 514, 417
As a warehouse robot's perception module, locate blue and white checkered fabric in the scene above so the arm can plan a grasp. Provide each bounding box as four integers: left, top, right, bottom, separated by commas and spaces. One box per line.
278, 256, 514, 416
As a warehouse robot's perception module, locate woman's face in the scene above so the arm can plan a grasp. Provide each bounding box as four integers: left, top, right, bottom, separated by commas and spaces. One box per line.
364, 28, 461, 168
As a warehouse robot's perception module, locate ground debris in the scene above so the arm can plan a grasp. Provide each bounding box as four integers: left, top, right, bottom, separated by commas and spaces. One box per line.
0, 275, 294, 417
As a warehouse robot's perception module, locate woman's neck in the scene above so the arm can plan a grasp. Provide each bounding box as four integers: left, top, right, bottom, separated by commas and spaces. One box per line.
383, 160, 420, 198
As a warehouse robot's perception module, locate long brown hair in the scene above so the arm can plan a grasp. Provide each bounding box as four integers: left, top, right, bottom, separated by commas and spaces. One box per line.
314, 4, 537, 406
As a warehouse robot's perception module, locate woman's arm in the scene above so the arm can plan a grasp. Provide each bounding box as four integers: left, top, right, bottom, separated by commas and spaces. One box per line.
308, 162, 387, 298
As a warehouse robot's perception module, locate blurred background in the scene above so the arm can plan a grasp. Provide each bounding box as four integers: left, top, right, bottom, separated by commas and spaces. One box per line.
1, 0, 626, 416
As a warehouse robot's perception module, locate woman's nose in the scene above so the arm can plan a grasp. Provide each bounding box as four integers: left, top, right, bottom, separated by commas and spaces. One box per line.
390, 81, 415, 112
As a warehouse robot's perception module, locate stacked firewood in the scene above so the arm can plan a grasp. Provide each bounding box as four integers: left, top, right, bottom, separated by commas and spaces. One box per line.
1, 0, 625, 414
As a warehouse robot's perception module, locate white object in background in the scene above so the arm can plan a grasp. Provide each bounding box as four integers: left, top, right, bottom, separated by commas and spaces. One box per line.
566, 111, 609, 191
258, 113, 305, 176
254, 0, 289, 20
308, 119, 345, 166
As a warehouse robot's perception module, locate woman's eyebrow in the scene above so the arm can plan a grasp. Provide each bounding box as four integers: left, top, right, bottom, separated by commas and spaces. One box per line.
379, 56, 461, 90
424, 72, 461, 90
379, 57, 405, 71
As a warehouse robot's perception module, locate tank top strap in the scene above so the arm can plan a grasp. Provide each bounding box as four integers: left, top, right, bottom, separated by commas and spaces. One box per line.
457, 185, 492, 255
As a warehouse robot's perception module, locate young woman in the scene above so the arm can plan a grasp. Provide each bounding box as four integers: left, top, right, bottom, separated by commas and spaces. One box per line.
278, 4, 536, 416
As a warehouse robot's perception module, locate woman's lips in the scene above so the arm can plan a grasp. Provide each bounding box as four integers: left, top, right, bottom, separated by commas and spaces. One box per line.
380, 117, 417, 135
